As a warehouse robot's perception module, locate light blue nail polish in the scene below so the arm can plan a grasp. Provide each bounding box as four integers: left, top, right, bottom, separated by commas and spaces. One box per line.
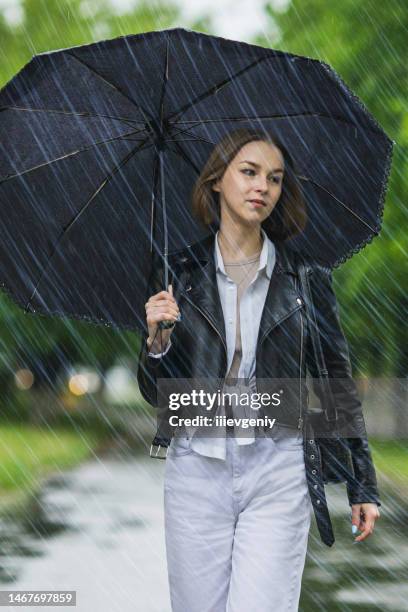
352, 525, 358, 534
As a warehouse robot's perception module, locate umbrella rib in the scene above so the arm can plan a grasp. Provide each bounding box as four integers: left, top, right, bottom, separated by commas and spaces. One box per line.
166, 55, 270, 124
167, 125, 200, 138
169, 112, 364, 133
166, 138, 213, 142
168, 124, 216, 144
66, 51, 154, 126
297, 174, 378, 232
173, 133, 215, 146
0, 105, 145, 129
0, 127, 146, 184
118, 136, 154, 141
24, 136, 153, 312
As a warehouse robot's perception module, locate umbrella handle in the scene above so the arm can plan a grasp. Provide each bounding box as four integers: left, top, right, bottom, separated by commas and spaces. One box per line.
158, 320, 176, 329
158, 311, 182, 329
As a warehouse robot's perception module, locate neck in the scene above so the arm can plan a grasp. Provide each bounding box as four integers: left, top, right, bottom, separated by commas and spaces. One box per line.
217, 225, 263, 263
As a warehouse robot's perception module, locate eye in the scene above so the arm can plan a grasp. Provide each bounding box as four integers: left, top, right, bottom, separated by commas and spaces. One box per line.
241, 169, 282, 184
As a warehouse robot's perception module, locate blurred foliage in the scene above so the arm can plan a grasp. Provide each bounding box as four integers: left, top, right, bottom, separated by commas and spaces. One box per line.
0, 0, 406, 395
257, 0, 407, 376
370, 439, 408, 484
0, 0, 180, 77
0, 422, 102, 493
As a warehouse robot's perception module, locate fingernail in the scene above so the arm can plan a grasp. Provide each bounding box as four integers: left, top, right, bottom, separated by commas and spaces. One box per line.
352, 525, 358, 534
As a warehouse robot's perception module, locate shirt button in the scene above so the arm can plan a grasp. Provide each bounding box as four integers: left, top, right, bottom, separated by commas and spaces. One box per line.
312, 469, 317, 475
310, 454, 315, 459
296, 297, 302, 305
314, 484, 318, 489
309, 440, 314, 444
316, 500, 321, 505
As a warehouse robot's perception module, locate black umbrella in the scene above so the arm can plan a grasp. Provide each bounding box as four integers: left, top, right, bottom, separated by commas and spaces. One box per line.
0, 27, 394, 334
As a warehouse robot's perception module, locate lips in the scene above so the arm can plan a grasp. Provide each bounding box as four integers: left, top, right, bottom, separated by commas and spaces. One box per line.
249, 199, 266, 206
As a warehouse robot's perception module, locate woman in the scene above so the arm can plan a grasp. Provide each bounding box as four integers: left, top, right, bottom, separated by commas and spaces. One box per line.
137, 128, 381, 612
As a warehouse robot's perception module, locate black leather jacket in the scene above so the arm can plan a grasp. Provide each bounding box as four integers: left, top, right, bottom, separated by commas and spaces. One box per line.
137, 234, 381, 546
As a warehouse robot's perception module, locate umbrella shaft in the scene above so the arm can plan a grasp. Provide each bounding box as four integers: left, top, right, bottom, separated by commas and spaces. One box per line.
160, 148, 169, 290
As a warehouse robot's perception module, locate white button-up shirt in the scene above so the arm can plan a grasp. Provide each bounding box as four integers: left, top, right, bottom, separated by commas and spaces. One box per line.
149, 228, 276, 460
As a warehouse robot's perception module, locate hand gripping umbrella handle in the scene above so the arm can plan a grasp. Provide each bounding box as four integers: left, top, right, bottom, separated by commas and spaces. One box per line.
157, 267, 187, 330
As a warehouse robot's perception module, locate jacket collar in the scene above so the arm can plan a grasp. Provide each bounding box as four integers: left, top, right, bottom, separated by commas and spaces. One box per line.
176, 228, 298, 275
175, 230, 302, 352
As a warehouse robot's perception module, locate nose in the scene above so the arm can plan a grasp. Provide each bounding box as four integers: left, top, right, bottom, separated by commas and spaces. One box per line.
255, 176, 269, 193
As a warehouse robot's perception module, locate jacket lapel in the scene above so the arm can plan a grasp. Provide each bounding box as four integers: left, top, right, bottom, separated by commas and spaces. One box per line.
256, 241, 302, 346
181, 239, 227, 350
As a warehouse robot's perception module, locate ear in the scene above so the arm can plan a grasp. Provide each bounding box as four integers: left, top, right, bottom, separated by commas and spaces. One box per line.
212, 179, 220, 193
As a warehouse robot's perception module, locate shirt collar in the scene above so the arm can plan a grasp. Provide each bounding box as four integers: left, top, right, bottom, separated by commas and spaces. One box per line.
214, 227, 275, 279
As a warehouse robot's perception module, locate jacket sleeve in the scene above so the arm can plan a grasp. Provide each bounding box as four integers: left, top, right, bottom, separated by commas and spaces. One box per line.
136, 258, 176, 409
305, 265, 381, 507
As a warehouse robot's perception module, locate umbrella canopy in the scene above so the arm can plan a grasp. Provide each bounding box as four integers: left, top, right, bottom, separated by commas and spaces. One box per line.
0, 27, 394, 334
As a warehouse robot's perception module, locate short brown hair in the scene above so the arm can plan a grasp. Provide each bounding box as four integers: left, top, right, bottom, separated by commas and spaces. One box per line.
191, 128, 307, 241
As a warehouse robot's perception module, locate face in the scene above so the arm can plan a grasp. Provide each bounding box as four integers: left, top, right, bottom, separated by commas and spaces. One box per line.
212, 140, 285, 229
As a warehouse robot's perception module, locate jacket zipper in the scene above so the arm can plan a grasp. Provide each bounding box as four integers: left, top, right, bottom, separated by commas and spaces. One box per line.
298, 307, 304, 429
294, 271, 305, 430
257, 307, 302, 348
297, 263, 314, 428
255, 303, 303, 364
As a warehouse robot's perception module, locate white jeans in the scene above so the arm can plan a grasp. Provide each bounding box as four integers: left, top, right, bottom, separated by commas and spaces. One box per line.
163, 430, 313, 612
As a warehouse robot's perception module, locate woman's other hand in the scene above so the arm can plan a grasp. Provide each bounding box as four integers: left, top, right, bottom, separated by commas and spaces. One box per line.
351, 503, 380, 542
145, 284, 181, 353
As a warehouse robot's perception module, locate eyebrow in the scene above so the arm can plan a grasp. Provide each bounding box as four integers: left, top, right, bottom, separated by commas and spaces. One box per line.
239, 160, 284, 173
